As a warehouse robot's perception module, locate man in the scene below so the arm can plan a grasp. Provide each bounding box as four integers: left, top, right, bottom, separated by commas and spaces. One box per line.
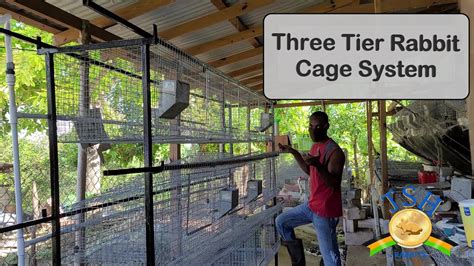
276, 111, 345, 266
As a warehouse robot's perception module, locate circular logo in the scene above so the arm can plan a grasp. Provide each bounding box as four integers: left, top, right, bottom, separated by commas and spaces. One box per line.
389, 209, 432, 248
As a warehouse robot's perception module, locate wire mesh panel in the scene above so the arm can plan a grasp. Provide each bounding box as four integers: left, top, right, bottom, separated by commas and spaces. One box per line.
53, 45, 144, 144
2, 36, 277, 265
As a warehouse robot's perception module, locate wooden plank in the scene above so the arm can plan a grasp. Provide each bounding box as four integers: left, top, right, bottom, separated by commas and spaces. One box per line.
381, 0, 457, 12
367, 101, 375, 185
209, 47, 263, 68
300, 0, 354, 13
194, 0, 354, 56
159, 0, 274, 40
330, 0, 457, 13
210, 0, 260, 48
274, 100, 365, 108
227, 63, 263, 78
9, 0, 120, 42
460, 0, 474, 175
53, 0, 174, 46
187, 26, 262, 55
240, 75, 263, 86
378, 100, 390, 219
250, 83, 263, 91
0, 6, 62, 33
375, 0, 383, 13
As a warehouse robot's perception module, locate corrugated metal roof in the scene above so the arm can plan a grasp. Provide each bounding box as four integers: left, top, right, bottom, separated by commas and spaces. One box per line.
107, 0, 218, 40
240, 0, 325, 27
46, 0, 138, 21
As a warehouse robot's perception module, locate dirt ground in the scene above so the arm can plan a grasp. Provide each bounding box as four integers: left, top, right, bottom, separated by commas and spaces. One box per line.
268, 223, 386, 266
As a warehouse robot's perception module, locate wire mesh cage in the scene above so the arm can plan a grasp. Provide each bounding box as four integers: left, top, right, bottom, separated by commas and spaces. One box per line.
47, 154, 280, 265
48, 38, 272, 145
2, 34, 278, 265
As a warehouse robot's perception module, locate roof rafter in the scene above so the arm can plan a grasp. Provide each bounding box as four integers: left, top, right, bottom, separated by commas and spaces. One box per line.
53, 0, 174, 46
209, 47, 263, 68
210, 0, 261, 48
8, 0, 120, 42
159, 0, 274, 40
227, 63, 263, 78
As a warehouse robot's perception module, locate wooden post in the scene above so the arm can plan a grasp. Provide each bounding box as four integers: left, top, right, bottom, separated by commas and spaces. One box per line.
367, 101, 375, 185
378, 100, 390, 219
460, 0, 474, 176
374, 0, 383, 13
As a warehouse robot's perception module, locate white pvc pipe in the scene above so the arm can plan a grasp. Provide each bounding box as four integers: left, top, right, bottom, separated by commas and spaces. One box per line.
1, 14, 25, 266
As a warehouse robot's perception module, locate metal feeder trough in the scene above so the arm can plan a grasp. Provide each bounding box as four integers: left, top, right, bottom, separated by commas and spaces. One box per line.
214, 187, 239, 218
74, 108, 109, 148
258, 113, 273, 132
157, 80, 190, 119
246, 180, 262, 202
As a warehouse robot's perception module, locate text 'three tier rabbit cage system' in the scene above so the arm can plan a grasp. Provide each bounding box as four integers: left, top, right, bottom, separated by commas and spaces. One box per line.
0, 29, 281, 265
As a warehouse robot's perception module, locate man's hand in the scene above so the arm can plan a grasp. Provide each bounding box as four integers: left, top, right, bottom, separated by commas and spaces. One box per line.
278, 143, 296, 154
305, 155, 322, 168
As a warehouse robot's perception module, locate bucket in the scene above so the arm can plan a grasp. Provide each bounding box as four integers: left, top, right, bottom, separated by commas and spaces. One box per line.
459, 199, 474, 248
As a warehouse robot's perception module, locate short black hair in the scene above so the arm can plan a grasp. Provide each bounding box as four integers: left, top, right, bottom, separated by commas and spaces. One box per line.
310, 111, 329, 124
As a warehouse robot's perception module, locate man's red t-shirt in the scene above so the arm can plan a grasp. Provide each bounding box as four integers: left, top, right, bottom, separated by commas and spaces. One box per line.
308, 138, 343, 218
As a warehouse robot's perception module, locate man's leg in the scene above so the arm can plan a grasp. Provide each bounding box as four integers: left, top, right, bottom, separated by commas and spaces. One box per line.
275, 202, 312, 266
311, 214, 341, 266
275, 202, 312, 240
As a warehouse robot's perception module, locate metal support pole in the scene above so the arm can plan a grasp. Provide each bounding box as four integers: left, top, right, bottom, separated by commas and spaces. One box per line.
45, 52, 61, 265
270, 104, 278, 266
141, 43, 155, 265
1, 14, 25, 266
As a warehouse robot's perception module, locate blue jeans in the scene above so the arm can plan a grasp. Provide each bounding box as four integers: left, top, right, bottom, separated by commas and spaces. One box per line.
275, 202, 341, 266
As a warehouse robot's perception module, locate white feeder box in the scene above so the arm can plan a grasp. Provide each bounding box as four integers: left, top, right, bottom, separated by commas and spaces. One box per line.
259, 113, 273, 132
157, 80, 190, 119
246, 180, 262, 202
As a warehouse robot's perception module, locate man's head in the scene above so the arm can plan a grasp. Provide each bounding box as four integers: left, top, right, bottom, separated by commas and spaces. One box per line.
309, 111, 329, 142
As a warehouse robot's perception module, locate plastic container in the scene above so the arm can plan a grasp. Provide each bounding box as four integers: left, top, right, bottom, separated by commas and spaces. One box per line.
459, 199, 474, 248
418, 171, 438, 184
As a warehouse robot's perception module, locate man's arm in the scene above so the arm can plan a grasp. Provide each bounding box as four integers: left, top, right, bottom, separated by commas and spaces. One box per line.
279, 144, 310, 175
306, 149, 345, 188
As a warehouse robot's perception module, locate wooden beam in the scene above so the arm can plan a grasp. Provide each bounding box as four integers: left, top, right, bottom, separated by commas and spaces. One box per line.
381, 0, 457, 12
387, 101, 399, 112
330, 0, 457, 13
9, 0, 120, 42
240, 75, 263, 86
374, 0, 383, 13
367, 101, 375, 185
250, 83, 263, 91
210, 0, 261, 48
159, 0, 274, 40
300, 0, 354, 13
227, 63, 263, 78
274, 100, 365, 108
53, 0, 174, 46
209, 47, 263, 68
378, 100, 390, 219
187, 26, 262, 55
0, 6, 62, 33
192, 0, 354, 56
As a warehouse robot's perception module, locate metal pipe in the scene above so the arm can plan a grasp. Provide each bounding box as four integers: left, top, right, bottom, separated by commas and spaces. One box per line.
141, 43, 156, 265
45, 52, 61, 265
83, 0, 152, 38
1, 14, 25, 266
